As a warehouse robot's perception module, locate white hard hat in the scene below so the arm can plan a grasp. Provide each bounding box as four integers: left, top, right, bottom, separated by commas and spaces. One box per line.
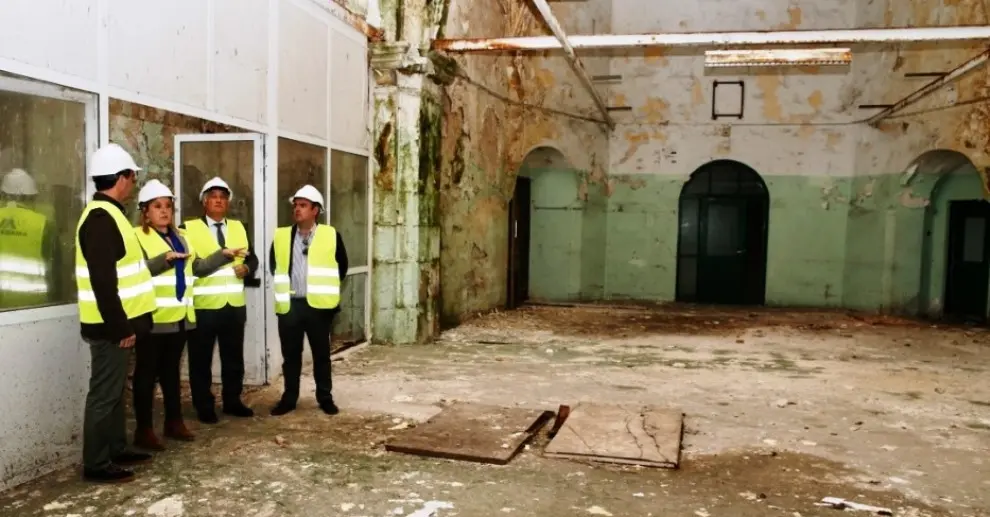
1, 168, 38, 196
289, 184, 325, 207
89, 143, 141, 177
200, 176, 233, 201
137, 179, 174, 205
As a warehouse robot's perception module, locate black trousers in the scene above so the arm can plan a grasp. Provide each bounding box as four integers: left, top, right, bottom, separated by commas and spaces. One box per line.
132, 329, 186, 429
188, 305, 246, 412
277, 299, 336, 406
82, 337, 130, 470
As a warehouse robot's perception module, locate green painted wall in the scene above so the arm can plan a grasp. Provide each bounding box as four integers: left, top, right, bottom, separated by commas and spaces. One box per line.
524, 166, 585, 301
604, 178, 678, 300
522, 168, 985, 316
581, 178, 607, 299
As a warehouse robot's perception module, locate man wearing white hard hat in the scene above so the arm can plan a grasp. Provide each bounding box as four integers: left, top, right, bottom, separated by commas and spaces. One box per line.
0, 168, 56, 309
75, 143, 157, 483
180, 176, 259, 423
131, 179, 248, 451
268, 184, 348, 416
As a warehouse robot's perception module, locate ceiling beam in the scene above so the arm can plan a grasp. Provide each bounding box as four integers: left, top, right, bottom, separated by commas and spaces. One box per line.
432, 26, 990, 52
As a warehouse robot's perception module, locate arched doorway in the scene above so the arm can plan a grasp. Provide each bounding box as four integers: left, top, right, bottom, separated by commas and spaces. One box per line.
676, 160, 769, 305
911, 150, 989, 320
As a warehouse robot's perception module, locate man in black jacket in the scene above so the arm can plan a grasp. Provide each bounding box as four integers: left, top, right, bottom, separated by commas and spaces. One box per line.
76, 143, 155, 483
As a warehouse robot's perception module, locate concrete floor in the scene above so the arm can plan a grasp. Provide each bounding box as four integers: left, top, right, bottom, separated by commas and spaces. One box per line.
1, 304, 988, 517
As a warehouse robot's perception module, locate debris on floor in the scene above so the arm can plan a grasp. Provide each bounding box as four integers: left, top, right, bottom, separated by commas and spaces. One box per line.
405, 500, 454, 516
547, 404, 570, 437
544, 403, 684, 468
817, 496, 894, 515
384, 402, 553, 465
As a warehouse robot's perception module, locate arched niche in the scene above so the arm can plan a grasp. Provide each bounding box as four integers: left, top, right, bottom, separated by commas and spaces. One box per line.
507, 146, 587, 306
913, 150, 989, 320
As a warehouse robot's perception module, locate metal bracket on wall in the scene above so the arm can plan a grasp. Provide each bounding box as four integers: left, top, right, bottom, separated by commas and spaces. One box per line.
592, 74, 623, 84
712, 80, 745, 120
904, 72, 948, 78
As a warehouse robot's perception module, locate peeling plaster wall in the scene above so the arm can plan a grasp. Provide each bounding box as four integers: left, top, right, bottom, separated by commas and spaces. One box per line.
436, 0, 611, 322
846, 0, 990, 315
430, 0, 990, 322
606, 0, 861, 307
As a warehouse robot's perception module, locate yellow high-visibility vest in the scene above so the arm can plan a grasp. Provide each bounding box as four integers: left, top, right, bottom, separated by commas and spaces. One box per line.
272, 224, 340, 314
75, 200, 156, 324
183, 218, 248, 309
134, 226, 197, 324
0, 203, 48, 309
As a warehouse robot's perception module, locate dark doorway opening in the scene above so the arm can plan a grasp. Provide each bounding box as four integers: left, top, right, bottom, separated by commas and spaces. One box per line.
944, 200, 990, 321
507, 176, 532, 309
676, 160, 770, 305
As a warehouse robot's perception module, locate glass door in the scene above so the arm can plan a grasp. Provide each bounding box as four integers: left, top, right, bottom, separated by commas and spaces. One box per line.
173, 133, 268, 385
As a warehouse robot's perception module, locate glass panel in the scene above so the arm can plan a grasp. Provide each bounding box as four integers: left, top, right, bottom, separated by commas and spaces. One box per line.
277, 138, 327, 227
963, 216, 986, 263
677, 256, 697, 300
330, 150, 369, 267
682, 171, 709, 195
678, 198, 699, 254
0, 80, 90, 311
333, 272, 366, 345
710, 168, 739, 195
178, 140, 255, 232
705, 201, 741, 256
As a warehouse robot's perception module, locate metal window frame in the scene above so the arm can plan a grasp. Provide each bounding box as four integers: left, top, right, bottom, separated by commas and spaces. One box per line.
0, 74, 99, 326
174, 132, 268, 383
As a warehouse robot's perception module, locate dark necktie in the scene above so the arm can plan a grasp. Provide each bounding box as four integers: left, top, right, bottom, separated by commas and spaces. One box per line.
214, 222, 226, 247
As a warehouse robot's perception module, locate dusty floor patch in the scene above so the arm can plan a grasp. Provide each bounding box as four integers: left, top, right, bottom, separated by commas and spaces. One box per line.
1, 305, 988, 517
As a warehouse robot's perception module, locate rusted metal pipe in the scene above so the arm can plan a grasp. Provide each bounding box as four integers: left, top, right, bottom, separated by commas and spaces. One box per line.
325, 0, 385, 41
527, 0, 615, 129
432, 26, 990, 52
865, 48, 990, 125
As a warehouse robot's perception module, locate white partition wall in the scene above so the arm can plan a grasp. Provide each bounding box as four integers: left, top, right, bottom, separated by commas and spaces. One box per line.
0, 0, 373, 491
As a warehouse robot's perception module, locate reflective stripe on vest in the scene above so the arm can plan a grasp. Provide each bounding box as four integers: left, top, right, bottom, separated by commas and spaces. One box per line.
134, 227, 197, 324
182, 218, 248, 309
272, 224, 340, 315
0, 204, 48, 308
74, 200, 157, 323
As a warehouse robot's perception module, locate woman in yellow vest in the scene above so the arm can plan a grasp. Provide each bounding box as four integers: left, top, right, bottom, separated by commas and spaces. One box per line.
131, 180, 247, 451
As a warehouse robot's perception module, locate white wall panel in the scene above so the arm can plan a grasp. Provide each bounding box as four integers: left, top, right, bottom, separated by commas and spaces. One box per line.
0, 0, 99, 81
278, 0, 329, 139
0, 316, 88, 492
0, 0, 373, 493
331, 32, 369, 151
214, 0, 270, 124
107, 0, 209, 108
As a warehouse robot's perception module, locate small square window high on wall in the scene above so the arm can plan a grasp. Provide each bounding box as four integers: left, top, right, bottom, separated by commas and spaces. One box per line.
0, 72, 93, 312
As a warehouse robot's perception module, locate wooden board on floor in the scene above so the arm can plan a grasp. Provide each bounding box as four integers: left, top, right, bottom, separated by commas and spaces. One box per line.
385, 402, 554, 465
544, 403, 684, 468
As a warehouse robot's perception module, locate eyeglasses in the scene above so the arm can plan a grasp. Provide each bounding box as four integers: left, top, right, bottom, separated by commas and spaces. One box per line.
302, 235, 310, 256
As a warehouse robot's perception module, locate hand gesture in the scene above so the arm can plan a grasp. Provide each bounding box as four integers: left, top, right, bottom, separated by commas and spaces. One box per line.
223, 248, 249, 259
165, 251, 189, 262
234, 264, 249, 279
119, 334, 136, 349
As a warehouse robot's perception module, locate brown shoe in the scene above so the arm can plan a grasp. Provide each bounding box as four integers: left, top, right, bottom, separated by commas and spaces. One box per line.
133, 428, 166, 451
163, 420, 195, 442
